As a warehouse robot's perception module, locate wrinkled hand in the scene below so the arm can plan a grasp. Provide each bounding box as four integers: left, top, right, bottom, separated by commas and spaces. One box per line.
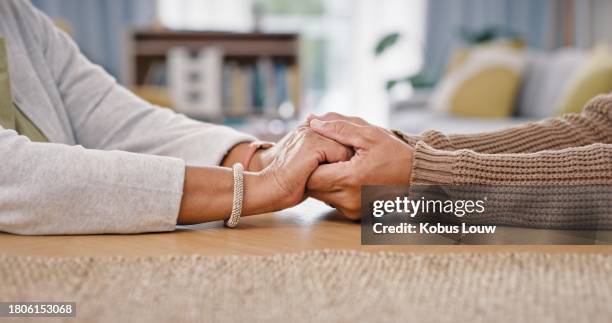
256, 126, 353, 210
306, 113, 414, 219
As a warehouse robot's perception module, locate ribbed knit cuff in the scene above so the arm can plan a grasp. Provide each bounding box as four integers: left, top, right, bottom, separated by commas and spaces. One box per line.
410, 141, 456, 185
391, 129, 421, 146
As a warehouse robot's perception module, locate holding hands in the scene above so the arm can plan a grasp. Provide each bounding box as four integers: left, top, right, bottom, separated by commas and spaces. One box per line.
254, 113, 414, 220
306, 113, 414, 219
179, 125, 352, 225
253, 126, 353, 211
179, 113, 414, 226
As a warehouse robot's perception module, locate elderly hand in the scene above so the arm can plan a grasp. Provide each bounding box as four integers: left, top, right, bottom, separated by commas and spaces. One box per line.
305, 113, 414, 219
255, 126, 353, 210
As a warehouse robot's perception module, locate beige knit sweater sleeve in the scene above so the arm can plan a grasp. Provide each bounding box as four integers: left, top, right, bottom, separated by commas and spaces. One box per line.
393, 95, 612, 229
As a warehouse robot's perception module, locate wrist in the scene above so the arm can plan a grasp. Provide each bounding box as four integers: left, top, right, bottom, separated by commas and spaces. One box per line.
221, 142, 271, 172
399, 144, 415, 186
246, 142, 274, 172
242, 172, 284, 215
221, 142, 250, 168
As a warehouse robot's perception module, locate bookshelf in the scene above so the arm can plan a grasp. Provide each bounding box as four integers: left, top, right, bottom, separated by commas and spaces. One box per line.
126, 30, 301, 121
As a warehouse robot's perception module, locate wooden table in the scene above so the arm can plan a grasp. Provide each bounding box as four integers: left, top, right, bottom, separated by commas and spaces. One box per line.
1, 199, 610, 257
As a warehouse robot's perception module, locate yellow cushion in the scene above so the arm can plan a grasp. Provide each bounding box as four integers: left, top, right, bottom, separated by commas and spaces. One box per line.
431, 47, 525, 118
556, 45, 612, 115
445, 40, 526, 76
450, 66, 521, 117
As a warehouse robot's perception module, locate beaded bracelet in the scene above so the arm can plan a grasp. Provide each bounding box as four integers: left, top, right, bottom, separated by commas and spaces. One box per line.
224, 163, 244, 228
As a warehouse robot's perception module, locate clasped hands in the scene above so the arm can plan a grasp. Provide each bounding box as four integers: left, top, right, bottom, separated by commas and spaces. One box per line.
255, 113, 414, 220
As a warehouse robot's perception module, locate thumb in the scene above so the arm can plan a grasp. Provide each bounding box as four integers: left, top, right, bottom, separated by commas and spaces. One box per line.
309, 119, 368, 148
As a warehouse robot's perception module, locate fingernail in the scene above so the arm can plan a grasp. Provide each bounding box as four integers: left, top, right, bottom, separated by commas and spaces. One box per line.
310, 119, 323, 128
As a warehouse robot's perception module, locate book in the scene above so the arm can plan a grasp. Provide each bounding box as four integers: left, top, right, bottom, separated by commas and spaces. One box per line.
202, 56, 299, 118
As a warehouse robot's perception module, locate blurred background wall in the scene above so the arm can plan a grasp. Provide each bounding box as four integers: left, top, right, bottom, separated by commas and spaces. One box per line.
29, 0, 612, 137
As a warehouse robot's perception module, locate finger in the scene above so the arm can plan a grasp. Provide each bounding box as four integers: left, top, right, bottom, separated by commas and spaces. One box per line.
297, 119, 311, 128
317, 136, 354, 163
300, 128, 353, 164
307, 189, 361, 220
306, 189, 347, 210
307, 112, 369, 126
309, 119, 368, 148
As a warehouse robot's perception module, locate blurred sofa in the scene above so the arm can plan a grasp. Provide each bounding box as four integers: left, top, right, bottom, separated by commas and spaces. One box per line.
391, 45, 612, 134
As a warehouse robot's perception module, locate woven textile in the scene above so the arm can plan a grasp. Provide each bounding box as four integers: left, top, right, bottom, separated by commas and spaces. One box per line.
1, 251, 612, 323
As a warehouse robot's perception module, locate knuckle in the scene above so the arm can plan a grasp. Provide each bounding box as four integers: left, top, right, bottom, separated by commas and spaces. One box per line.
334, 120, 350, 132
305, 128, 320, 139
298, 126, 312, 136
362, 126, 381, 142
364, 126, 379, 137
319, 112, 341, 121
352, 116, 366, 125
301, 128, 322, 145
354, 136, 367, 147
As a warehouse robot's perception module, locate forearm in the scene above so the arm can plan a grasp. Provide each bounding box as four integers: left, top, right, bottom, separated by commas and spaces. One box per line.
409, 142, 612, 229
0, 131, 183, 235
394, 94, 611, 153
177, 166, 277, 225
